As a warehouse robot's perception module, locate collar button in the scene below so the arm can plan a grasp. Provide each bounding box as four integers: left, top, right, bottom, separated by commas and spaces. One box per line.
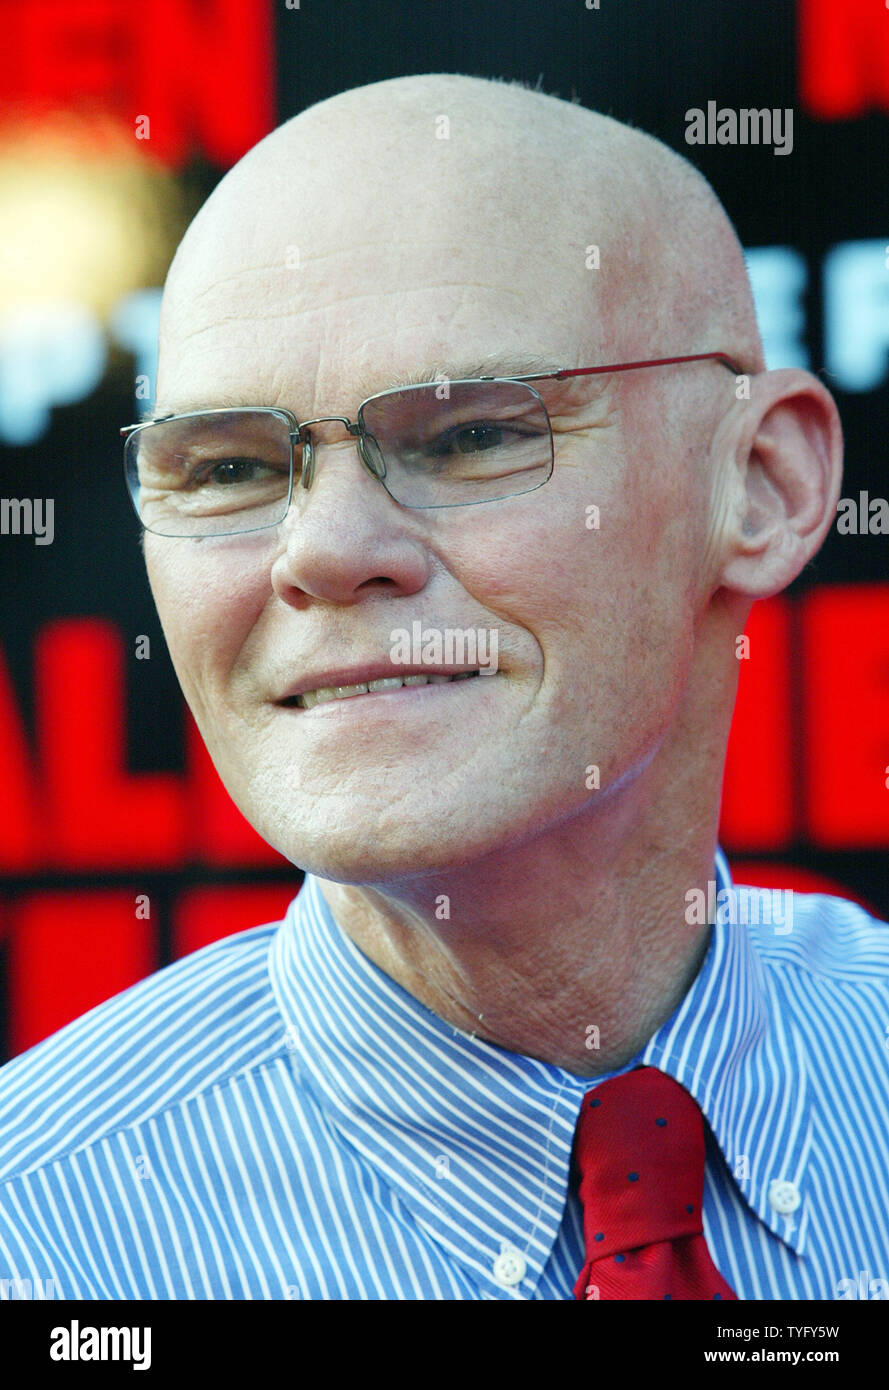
492, 1248, 526, 1287
768, 1179, 801, 1214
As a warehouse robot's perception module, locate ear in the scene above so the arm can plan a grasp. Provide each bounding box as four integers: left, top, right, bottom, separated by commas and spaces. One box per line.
710, 368, 843, 600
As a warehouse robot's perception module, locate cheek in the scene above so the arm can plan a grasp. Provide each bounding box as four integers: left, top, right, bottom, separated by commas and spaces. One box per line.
446, 453, 699, 731
144, 540, 266, 711
429, 451, 659, 647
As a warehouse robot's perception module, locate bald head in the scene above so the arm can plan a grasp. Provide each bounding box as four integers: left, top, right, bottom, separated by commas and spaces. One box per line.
158, 73, 763, 411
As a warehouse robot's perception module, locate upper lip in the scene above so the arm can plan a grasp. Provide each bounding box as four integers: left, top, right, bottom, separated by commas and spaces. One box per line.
276, 662, 488, 702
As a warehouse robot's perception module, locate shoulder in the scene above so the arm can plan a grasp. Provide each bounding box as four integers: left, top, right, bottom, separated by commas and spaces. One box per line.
735, 885, 889, 1059
739, 883, 889, 984
0, 919, 290, 1185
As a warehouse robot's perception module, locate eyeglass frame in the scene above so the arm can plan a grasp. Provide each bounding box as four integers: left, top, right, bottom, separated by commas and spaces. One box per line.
121, 351, 743, 534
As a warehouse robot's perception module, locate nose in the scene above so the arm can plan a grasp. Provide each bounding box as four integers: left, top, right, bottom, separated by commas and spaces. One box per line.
270, 422, 429, 607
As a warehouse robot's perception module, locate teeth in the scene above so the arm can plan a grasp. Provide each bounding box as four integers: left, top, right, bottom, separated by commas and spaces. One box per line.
298, 672, 482, 708
301, 682, 367, 709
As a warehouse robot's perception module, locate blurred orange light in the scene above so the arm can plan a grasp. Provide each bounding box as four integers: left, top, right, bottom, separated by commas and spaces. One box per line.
0, 112, 188, 316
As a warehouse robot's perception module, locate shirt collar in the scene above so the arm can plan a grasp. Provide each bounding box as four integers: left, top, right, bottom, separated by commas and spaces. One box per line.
268, 847, 809, 1295
269, 872, 592, 1296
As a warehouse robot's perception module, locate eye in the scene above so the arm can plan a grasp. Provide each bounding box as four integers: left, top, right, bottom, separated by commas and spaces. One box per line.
199, 457, 278, 486
429, 423, 508, 456
454, 424, 504, 453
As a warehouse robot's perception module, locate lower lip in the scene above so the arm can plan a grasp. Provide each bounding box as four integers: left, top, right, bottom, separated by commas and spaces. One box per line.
282, 674, 501, 717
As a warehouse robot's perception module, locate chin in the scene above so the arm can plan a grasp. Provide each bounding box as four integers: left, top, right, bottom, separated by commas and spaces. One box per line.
249, 800, 515, 886
266, 829, 490, 886
229, 748, 599, 884
257, 788, 577, 889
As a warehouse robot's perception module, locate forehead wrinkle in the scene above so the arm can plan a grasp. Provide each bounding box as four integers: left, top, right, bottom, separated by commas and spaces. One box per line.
172, 238, 461, 315
161, 277, 555, 368
152, 352, 571, 418
178, 278, 538, 322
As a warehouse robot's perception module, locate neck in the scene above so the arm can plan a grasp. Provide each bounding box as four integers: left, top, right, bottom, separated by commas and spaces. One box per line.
318, 607, 743, 1077
320, 744, 730, 1078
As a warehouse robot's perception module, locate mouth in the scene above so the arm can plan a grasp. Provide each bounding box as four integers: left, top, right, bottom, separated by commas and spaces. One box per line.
282, 670, 488, 711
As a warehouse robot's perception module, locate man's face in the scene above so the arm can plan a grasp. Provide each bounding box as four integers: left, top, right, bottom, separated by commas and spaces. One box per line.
147, 124, 715, 883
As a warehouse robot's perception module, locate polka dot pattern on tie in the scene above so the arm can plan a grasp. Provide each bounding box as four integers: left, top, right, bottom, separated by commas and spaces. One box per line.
571, 1066, 738, 1302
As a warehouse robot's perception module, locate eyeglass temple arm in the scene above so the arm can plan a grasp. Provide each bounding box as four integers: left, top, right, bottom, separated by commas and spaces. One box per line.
516, 352, 743, 383
121, 419, 173, 438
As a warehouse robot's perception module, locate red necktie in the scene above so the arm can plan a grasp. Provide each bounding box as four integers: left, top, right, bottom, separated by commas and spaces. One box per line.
572, 1065, 737, 1301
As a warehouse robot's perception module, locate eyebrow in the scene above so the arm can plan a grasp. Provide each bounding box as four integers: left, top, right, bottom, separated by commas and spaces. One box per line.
375, 352, 563, 390
149, 353, 566, 421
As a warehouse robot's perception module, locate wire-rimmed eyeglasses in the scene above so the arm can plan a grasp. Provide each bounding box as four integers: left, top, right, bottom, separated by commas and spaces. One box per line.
121, 351, 742, 537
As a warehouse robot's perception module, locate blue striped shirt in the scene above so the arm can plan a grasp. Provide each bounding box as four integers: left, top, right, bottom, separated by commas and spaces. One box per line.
0, 849, 887, 1300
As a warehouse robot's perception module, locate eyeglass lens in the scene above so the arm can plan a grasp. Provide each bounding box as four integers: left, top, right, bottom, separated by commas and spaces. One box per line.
125, 382, 553, 536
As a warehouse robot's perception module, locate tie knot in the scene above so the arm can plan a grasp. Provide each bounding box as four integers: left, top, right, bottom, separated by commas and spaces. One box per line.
574, 1066, 706, 1259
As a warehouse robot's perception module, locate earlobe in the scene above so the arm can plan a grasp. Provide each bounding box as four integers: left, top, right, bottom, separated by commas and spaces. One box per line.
710, 368, 843, 601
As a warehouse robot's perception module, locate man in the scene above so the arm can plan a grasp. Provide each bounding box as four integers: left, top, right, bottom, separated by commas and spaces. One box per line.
0, 73, 886, 1302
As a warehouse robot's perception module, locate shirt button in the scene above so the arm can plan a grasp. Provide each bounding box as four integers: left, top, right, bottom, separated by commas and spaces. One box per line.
768, 1179, 801, 1214
492, 1248, 526, 1287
